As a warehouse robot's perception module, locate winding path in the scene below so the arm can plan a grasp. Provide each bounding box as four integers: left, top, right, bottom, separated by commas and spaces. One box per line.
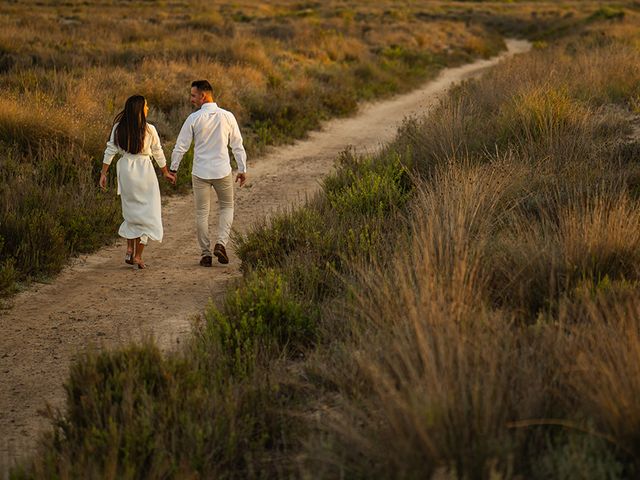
0, 39, 530, 470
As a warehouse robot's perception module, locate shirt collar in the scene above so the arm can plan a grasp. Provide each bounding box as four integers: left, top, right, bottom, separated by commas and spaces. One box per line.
200, 102, 218, 110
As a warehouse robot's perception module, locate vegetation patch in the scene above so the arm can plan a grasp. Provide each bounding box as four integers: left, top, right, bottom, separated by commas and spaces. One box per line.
12, 2, 640, 479
0, 0, 605, 297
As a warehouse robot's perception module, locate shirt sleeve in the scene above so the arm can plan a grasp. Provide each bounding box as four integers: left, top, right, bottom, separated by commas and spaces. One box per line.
103, 125, 120, 165
148, 125, 167, 168
170, 115, 194, 171
226, 112, 247, 173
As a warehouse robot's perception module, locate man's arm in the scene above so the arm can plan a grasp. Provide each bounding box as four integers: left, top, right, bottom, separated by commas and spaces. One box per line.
227, 112, 247, 174
170, 116, 194, 172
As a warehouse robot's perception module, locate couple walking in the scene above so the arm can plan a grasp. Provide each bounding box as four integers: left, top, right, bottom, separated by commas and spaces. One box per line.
99, 80, 247, 269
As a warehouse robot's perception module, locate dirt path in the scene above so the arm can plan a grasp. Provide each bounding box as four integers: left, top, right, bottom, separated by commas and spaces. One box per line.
0, 39, 530, 469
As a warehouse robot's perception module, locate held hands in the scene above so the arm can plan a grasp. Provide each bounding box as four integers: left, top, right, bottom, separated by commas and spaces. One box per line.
236, 172, 247, 187
163, 170, 177, 185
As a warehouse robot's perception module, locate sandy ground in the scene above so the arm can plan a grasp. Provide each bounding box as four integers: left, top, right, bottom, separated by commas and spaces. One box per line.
0, 39, 530, 470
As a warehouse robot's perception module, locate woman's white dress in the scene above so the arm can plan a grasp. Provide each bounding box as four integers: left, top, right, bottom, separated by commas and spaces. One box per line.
102, 123, 166, 245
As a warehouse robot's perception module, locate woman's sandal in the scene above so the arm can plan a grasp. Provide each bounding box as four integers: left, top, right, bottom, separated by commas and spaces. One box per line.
133, 259, 146, 269
125, 251, 134, 265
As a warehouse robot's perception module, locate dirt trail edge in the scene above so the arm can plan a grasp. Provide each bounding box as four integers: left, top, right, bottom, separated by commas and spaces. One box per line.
0, 39, 530, 468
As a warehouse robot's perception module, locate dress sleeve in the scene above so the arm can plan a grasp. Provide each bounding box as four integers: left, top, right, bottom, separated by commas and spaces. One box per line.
148, 125, 167, 168
103, 124, 120, 165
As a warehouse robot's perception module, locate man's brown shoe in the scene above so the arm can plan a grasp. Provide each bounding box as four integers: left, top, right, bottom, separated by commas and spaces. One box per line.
213, 243, 229, 264
199, 255, 213, 267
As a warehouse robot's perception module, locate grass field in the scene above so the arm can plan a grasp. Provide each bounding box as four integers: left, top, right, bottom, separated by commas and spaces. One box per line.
9, 1, 640, 478
0, 0, 608, 298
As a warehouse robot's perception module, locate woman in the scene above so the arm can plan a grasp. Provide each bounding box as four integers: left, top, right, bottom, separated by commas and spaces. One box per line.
99, 95, 176, 269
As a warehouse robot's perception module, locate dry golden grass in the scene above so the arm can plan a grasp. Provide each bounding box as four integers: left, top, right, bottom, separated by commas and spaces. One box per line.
304, 159, 554, 477
564, 297, 640, 460
300, 14, 640, 478
0, 0, 520, 156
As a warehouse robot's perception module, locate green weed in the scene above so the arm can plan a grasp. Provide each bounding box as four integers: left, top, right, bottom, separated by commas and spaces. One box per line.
198, 270, 316, 377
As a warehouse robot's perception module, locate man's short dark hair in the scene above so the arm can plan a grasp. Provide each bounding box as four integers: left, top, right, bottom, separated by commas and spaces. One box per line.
191, 80, 213, 93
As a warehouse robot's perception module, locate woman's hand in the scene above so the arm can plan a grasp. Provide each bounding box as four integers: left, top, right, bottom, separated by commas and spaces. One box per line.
99, 172, 108, 190
163, 170, 177, 185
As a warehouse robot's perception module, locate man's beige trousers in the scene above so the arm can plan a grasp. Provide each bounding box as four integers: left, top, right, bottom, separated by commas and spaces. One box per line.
192, 173, 234, 257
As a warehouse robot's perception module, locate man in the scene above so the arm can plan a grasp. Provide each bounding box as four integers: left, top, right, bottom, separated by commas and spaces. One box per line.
170, 80, 247, 266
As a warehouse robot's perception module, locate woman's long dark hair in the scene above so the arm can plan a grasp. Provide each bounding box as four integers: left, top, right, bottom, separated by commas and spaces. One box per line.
113, 95, 147, 154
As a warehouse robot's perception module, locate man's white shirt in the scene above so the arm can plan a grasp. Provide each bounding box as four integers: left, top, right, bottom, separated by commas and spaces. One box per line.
170, 102, 247, 179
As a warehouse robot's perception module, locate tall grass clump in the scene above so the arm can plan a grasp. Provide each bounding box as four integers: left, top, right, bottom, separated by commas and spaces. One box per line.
489, 185, 640, 317
562, 297, 640, 466
302, 160, 557, 478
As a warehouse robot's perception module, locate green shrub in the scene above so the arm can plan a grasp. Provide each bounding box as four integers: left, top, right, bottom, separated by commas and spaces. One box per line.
55, 192, 120, 254
532, 430, 625, 480
237, 147, 412, 305
27, 343, 291, 478
0, 142, 123, 288
236, 204, 330, 272
588, 7, 625, 22
1, 208, 67, 278
245, 88, 324, 147
60, 345, 170, 468
326, 154, 411, 218
199, 270, 316, 377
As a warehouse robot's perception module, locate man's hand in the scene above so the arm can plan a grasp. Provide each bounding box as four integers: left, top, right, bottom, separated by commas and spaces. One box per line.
236, 172, 247, 187
99, 172, 107, 191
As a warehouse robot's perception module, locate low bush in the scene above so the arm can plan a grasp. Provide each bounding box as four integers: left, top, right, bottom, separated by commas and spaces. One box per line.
1, 209, 67, 278
325, 152, 412, 218
589, 6, 626, 22
532, 429, 624, 480
22, 342, 297, 478
198, 270, 316, 377
236, 204, 329, 272
237, 146, 412, 304
0, 144, 120, 286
